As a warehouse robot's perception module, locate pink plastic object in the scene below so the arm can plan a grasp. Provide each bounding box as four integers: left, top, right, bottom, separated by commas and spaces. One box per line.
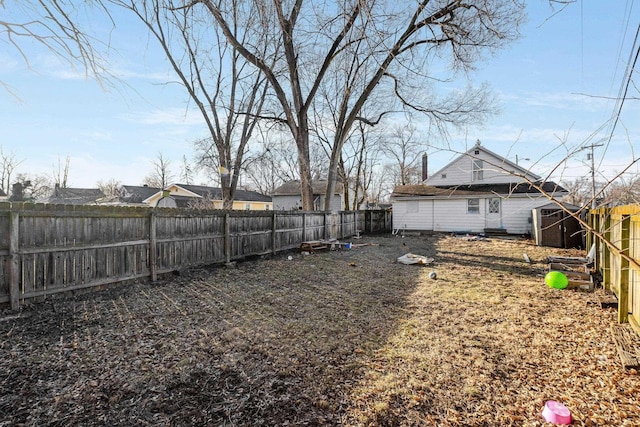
542, 400, 572, 425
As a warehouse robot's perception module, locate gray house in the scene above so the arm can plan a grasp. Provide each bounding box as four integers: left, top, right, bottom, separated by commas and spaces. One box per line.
43, 184, 105, 205
271, 179, 344, 212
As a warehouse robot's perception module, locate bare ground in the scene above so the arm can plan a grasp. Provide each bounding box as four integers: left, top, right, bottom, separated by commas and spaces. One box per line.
0, 234, 639, 426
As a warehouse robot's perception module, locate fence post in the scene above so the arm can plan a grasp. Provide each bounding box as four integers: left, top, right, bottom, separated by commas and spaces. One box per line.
324, 212, 329, 239
302, 212, 307, 242
618, 215, 631, 323
602, 211, 612, 291
8, 210, 20, 310
149, 211, 157, 282
590, 210, 600, 268
272, 211, 277, 254
224, 212, 231, 264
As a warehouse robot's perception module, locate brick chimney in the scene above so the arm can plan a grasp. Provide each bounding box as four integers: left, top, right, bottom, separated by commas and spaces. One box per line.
421, 153, 428, 182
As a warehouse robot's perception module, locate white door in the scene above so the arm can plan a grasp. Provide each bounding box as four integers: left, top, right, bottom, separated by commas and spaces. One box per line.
486, 197, 503, 230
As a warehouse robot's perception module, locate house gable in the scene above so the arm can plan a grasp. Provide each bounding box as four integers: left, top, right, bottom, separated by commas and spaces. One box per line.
391, 141, 567, 236
272, 179, 344, 211
143, 183, 272, 210
426, 141, 540, 186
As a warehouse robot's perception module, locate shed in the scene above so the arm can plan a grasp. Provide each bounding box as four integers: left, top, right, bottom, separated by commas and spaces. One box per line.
532, 203, 584, 249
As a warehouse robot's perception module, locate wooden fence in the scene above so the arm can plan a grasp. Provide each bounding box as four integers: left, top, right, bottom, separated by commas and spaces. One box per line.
587, 204, 640, 330
0, 202, 391, 309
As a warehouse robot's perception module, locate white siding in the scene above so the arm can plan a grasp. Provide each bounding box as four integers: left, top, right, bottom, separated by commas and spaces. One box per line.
500, 196, 552, 234
274, 195, 302, 210
426, 149, 538, 186
432, 198, 486, 233
392, 199, 434, 231
393, 195, 554, 234
274, 194, 343, 211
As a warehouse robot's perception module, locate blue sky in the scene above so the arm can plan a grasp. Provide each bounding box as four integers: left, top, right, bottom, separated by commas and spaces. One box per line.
1, 1, 639, 190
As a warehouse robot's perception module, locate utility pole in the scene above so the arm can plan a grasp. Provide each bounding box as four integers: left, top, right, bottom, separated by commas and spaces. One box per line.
581, 142, 604, 209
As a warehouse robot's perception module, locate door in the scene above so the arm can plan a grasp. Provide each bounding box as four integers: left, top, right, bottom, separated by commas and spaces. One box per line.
486, 197, 502, 230
540, 208, 563, 248
562, 212, 584, 249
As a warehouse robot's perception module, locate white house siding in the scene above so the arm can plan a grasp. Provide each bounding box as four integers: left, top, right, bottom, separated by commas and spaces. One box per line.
500, 196, 553, 234
393, 198, 486, 233
393, 195, 555, 235
426, 150, 538, 186
273, 194, 343, 211
433, 198, 486, 233
392, 199, 434, 231
274, 195, 303, 210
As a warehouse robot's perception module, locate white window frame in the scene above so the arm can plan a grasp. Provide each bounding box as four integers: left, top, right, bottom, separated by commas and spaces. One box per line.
472, 159, 483, 181
488, 198, 501, 214
467, 199, 480, 214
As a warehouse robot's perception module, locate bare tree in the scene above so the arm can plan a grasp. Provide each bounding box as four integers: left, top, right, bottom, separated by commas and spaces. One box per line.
0, 1, 113, 92
602, 174, 640, 206
0, 147, 23, 196
97, 178, 122, 197
179, 155, 194, 185
201, 1, 523, 210
52, 155, 70, 188
108, 0, 271, 209
14, 173, 52, 201
380, 123, 424, 186
144, 152, 174, 188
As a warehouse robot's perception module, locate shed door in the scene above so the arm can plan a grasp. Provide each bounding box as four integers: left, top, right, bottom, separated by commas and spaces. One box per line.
562, 212, 583, 249
540, 209, 563, 248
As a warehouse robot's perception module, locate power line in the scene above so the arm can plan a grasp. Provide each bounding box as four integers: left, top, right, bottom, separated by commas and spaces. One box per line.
600, 11, 640, 172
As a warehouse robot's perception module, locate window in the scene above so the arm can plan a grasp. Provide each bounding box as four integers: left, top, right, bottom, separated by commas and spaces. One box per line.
488, 198, 500, 214
441, 173, 447, 179
467, 199, 479, 214
472, 159, 483, 181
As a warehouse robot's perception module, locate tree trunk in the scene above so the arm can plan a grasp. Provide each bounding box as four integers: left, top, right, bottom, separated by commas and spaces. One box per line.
296, 125, 315, 211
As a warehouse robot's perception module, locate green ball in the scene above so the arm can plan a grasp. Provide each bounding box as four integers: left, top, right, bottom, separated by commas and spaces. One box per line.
545, 271, 569, 289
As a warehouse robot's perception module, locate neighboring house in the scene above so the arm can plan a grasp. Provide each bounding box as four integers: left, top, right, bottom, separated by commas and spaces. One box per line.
94, 185, 163, 206
43, 184, 105, 205
0, 188, 6, 201
119, 185, 162, 204
391, 140, 568, 235
144, 183, 272, 210
271, 179, 344, 212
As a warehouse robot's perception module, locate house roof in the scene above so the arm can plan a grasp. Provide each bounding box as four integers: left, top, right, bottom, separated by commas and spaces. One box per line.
159, 184, 272, 202
391, 181, 567, 198
120, 185, 162, 203
272, 180, 344, 196
45, 187, 105, 205
427, 141, 542, 182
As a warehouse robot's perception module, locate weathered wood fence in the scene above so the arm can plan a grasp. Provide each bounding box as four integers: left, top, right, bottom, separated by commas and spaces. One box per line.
587, 204, 640, 331
0, 202, 391, 309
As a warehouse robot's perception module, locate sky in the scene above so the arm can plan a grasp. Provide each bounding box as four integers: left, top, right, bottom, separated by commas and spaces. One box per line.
1, 1, 639, 191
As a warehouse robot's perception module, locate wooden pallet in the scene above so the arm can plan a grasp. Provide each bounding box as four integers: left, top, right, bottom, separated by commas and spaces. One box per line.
548, 262, 593, 291
300, 240, 328, 252
610, 324, 640, 369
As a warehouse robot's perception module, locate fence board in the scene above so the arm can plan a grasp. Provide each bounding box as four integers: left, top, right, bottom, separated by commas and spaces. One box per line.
0, 202, 391, 308
590, 205, 640, 329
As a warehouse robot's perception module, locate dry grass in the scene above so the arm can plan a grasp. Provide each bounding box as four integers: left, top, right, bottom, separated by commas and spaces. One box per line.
0, 234, 638, 426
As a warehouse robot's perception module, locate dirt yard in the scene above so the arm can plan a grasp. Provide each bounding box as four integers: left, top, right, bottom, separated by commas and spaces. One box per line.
0, 234, 638, 426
